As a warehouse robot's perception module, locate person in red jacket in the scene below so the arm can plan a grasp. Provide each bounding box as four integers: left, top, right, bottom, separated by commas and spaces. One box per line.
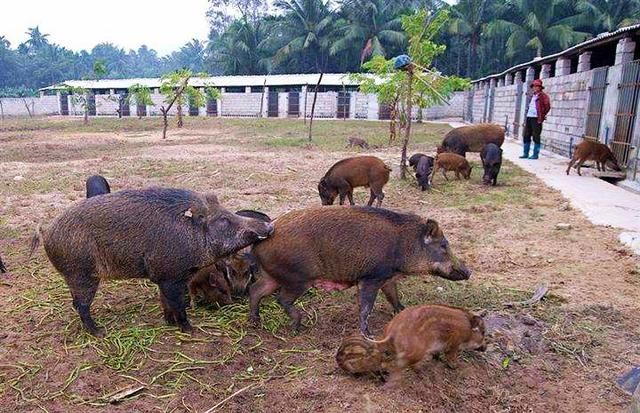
520, 79, 551, 159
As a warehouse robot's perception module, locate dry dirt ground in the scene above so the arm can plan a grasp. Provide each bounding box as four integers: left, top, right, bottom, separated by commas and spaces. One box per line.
0, 117, 639, 413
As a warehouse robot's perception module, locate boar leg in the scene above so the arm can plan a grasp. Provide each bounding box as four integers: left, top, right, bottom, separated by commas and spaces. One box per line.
443, 346, 459, 369
248, 275, 280, 325
347, 191, 355, 206
158, 280, 192, 333
276, 285, 305, 331
566, 156, 577, 175
381, 279, 404, 313
66, 274, 104, 337
358, 279, 385, 336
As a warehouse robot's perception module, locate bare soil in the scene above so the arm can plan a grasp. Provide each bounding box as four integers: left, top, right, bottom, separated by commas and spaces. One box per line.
0, 117, 639, 413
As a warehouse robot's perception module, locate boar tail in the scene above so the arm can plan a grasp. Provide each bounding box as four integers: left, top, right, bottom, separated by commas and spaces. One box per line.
28, 224, 43, 259
363, 334, 391, 346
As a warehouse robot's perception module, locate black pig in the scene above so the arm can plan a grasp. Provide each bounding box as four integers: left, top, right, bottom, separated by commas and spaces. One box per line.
480, 143, 502, 186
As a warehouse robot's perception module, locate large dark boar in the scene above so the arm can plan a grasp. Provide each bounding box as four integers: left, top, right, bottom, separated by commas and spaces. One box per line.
439, 123, 505, 157
250, 206, 471, 336
318, 156, 391, 207
566, 140, 622, 176
415, 155, 434, 191
480, 143, 503, 186
29, 187, 274, 337
86, 175, 111, 198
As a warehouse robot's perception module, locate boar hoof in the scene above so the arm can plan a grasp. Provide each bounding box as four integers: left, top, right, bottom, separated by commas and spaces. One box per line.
88, 326, 106, 338
248, 315, 261, 327
179, 323, 193, 334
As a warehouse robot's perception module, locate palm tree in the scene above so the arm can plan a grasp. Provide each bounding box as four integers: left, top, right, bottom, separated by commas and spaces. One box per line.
569, 0, 640, 34
213, 19, 270, 74
272, 0, 334, 72
330, 0, 406, 65
487, 0, 591, 59
448, 0, 493, 78
23, 26, 50, 52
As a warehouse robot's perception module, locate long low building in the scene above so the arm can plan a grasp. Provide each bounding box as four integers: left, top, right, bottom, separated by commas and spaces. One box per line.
465, 23, 640, 184
0, 73, 464, 121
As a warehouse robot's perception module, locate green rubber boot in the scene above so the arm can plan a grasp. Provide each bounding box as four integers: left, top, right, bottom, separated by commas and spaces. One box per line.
529, 143, 540, 159
519, 143, 530, 159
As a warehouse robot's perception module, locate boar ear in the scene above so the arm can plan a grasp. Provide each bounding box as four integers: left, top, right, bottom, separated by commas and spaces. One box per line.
203, 192, 219, 207
470, 315, 484, 332
423, 219, 441, 242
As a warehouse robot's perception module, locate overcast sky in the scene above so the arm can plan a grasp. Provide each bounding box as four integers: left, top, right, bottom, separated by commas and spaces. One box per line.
2, 0, 458, 56
1, 0, 211, 55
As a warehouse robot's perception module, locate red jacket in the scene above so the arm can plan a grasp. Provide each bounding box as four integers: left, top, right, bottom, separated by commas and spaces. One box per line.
533, 91, 551, 123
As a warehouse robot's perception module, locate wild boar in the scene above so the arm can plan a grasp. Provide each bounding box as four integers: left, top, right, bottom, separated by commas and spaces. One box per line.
187, 264, 233, 308
346, 136, 370, 150
480, 143, 503, 186
336, 305, 486, 383
29, 187, 274, 337
250, 206, 471, 336
85, 175, 111, 198
318, 156, 391, 207
566, 140, 622, 176
432, 153, 472, 183
409, 153, 428, 171
415, 155, 434, 191
440, 123, 505, 157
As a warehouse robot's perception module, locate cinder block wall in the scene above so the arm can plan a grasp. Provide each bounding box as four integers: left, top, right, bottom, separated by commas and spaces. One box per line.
0, 96, 59, 116
221, 93, 263, 117
491, 84, 518, 134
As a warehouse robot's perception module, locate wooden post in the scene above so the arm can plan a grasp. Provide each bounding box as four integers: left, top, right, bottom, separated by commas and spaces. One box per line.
259, 77, 267, 118
303, 84, 308, 125
308, 72, 323, 142
400, 65, 414, 179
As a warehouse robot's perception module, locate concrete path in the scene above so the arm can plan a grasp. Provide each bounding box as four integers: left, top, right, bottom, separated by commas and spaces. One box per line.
438, 121, 640, 253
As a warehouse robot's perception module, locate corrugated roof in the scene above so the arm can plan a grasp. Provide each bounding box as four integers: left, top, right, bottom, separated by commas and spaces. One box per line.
472, 23, 640, 83
40, 73, 368, 91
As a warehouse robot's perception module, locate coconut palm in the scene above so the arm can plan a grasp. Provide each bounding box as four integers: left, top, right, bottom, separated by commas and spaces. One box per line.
272, 0, 334, 72
330, 0, 406, 65
487, 0, 591, 59
570, 0, 640, 34
23, 26, 50, 52
448, 0, 494, 78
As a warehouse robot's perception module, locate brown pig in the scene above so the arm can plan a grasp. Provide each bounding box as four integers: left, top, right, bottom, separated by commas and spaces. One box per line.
346, 136, 370, 150
318, 156, 391, 207
250, 207, 471, 336
432, 153, 472, 183
187, 264, 233, 308
336, 304, 486, 382
566, 140, 622, 176
440, 123, 505, 157
29, 187, 274, 337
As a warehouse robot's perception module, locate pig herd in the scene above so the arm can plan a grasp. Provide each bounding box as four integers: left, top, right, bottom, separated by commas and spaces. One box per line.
18, 122, 510, 384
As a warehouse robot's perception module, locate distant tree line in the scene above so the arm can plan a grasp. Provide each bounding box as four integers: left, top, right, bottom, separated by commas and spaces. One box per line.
1, 0, 638, 93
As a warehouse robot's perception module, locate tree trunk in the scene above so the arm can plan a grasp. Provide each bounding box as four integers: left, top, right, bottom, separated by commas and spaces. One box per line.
161, 107, 168, 139
83, 108, 89, 125
308, 72, 323, 142
400, 67, 414, 180
177, 103, 183, 128
0, 99, 4, 121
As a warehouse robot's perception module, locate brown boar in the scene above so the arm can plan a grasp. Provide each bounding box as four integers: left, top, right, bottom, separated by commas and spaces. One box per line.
250, 207, 471, 336
566, 140, 622, 176
188, 264, 233, 308
336, 304, 486, 383
346, 136, 370, 149
440, 123, 505, 157
318, 156, 391, 207
29, 187, 274, 337
432, 153, 472, 183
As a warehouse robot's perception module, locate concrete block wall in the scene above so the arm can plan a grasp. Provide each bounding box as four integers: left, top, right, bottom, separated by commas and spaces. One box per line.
540, 71, 593, 154
304, 92, 337, 118
0, 95, 59, 116
354, 92, 368, 119
491, 84, 518, 133
472, 86, 486, 122
148, 93, 177, 116
95, 95, 120, 116
421, 91, 465, 120
221, 93, 262, 117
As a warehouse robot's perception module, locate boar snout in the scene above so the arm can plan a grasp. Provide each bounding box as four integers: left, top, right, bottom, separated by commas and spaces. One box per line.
432, 259, 471, 281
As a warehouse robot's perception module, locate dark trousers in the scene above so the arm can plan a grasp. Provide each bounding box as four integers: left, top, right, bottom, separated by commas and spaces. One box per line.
523, 117, 542, 144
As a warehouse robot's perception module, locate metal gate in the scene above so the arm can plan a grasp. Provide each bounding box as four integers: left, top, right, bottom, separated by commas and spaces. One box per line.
87, 93, 96, 116
379, 103, 392, 120
268, 91, 279, 117
487, 83, 495, 123
513, 81, 523, 136
337, 92, 350, 119
612, 60, 640, 166
464, 90, 473, 123
136, 102, 147, 118
206, 98, 217, 116
584, 66, 609, 141
188, 98, 199, 116
119, 93, 130, 116
59, 92, 69, 115
288, 91, 300, 117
